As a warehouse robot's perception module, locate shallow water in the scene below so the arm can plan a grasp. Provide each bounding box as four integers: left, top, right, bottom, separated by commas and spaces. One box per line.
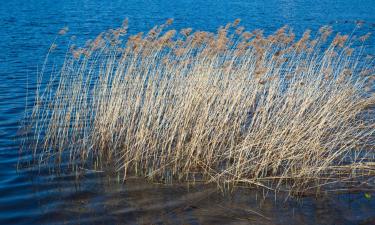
1, 0, 375, 224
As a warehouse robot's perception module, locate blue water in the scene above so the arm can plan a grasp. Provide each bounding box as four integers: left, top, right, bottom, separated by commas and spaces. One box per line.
1, 0, 375, 224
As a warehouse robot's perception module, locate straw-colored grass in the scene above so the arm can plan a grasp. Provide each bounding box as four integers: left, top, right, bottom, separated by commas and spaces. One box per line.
26, 19, 375, 194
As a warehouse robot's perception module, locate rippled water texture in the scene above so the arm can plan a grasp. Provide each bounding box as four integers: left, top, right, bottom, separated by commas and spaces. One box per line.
1, 0, 374, 224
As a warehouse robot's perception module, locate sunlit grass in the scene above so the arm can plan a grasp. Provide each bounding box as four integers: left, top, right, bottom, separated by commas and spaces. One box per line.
25, 19, 375, 194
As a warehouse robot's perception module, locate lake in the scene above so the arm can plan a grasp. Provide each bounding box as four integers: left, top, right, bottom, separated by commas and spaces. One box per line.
0, 0, 374, 224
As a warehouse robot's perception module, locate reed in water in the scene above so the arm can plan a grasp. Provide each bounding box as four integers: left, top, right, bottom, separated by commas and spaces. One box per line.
25, 19, 375, 194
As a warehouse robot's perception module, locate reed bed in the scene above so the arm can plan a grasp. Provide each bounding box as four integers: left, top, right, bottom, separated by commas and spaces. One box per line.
25, 19, 375, 194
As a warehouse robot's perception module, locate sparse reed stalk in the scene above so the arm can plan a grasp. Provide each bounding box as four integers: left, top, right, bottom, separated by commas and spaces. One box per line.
25, 19, 375, 194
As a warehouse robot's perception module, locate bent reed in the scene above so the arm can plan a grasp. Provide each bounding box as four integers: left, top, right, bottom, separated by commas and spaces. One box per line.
26, 19, 375, 194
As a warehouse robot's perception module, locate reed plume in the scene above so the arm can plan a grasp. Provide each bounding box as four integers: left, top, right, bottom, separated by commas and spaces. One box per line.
25, 19, 375, 194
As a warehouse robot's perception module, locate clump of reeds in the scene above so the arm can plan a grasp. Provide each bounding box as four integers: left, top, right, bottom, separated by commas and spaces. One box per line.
25, 19, 375, 194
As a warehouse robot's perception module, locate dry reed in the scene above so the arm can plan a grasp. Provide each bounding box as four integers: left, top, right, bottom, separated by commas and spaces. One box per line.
25, 19, 375, 194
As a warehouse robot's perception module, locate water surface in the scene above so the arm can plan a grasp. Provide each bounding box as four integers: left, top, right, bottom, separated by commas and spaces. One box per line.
0, 0, 374, 224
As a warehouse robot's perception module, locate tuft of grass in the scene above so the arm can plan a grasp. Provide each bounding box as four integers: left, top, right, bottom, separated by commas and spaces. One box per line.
25, 19, 375, 194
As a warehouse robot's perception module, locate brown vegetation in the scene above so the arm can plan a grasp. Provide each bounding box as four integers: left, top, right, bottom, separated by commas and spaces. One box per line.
26, 19, 375, 194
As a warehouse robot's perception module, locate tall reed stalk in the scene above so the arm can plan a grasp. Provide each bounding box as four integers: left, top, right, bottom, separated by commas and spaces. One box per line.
26, 19, 375, 194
